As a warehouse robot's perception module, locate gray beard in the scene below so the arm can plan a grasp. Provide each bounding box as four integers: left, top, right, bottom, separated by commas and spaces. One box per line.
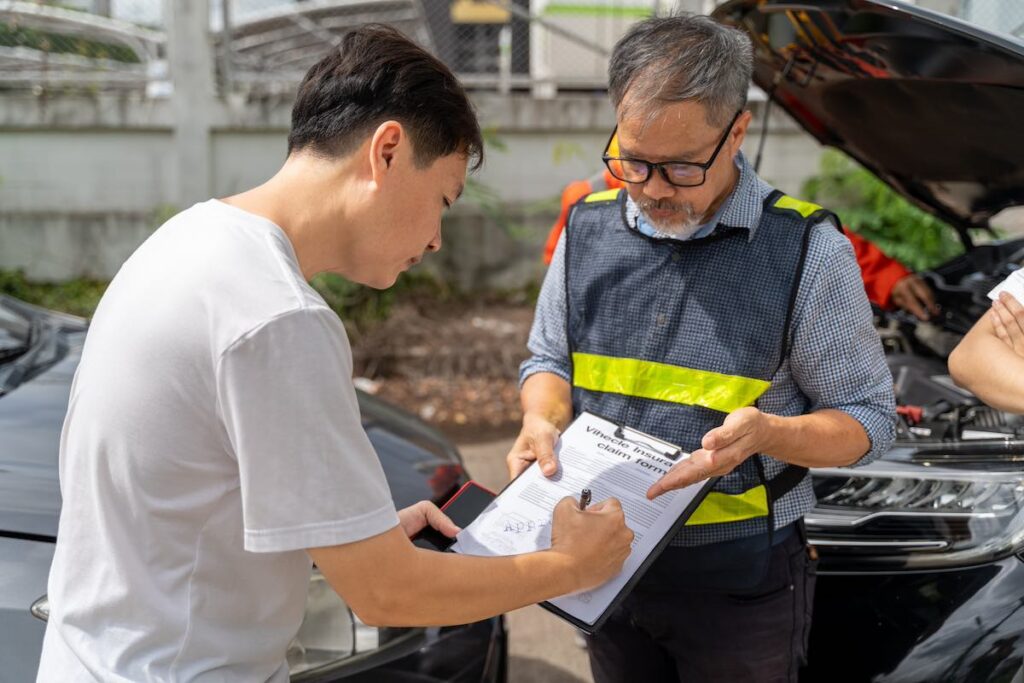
637, 201, 705, 239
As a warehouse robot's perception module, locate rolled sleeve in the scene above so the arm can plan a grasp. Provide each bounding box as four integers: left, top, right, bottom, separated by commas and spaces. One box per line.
789, 225, 897, 467
520, 233, 572, 386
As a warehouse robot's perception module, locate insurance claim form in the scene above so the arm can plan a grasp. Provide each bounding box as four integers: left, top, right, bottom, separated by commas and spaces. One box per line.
450, 411, 711, 629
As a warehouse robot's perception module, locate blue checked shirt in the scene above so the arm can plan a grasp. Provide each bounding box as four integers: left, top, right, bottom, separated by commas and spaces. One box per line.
521, 152, 897, 543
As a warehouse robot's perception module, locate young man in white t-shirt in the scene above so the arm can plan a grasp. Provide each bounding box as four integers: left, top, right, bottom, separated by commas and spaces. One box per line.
38, 25, 633, 682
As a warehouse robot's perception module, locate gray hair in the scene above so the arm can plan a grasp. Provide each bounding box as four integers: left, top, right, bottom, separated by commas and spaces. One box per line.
608, 13, 753, 127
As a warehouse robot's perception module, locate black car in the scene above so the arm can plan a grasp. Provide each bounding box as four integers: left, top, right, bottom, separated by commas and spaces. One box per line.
713, 1, 1024, 680
0, 294, 506, 682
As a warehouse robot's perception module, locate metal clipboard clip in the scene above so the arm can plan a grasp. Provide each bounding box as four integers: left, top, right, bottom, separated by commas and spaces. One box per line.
611, 423, 685, 462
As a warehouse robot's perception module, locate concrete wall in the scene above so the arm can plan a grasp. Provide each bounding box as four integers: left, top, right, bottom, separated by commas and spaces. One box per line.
0, 90, 823, 287
0, 0, 992, 288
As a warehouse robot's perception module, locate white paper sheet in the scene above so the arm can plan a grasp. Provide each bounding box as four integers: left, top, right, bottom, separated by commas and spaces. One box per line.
450, 411, 707, 626
988, 270, 1024, 304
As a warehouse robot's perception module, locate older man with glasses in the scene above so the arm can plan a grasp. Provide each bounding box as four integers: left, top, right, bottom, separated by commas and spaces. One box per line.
507, 13, 896, 682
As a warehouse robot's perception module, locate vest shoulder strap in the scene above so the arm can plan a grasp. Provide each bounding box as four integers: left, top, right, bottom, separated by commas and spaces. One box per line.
767, 464, 809, 503
565, 187, 625, 239
764, 190, 844, 234
583, 187, 622, 204
760, 189, 835, 505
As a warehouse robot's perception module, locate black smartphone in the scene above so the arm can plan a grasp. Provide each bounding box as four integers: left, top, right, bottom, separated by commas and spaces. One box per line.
412, 481, 497, 551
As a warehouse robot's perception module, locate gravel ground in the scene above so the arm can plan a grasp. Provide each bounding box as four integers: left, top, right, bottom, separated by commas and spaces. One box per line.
351, 302, 534, 441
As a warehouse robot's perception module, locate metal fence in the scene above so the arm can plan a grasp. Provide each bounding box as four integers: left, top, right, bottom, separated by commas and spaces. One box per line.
0, 0, 671, 95
1, 0, 1022, 94
0, 1, 162, 90
216, 0, 668, 95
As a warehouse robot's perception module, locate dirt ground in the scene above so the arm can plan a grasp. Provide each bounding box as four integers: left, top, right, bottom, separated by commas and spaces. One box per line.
350, 300, 535, 441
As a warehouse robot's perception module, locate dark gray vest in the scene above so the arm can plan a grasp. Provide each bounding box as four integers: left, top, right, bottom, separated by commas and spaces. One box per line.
565, 188, 840, 542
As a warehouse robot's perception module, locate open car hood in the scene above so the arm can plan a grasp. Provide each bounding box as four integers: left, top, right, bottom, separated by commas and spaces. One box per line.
713, 0, 1024, 238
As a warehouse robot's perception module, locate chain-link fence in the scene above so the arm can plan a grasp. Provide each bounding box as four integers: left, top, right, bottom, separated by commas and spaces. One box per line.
2, 0, 1022, 94
0, 0, 669, 94
215, 0, 669, 95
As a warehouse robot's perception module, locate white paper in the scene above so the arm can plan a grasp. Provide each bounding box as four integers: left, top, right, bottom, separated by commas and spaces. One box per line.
988, 270, 1024, 304
450, 411, 707, 626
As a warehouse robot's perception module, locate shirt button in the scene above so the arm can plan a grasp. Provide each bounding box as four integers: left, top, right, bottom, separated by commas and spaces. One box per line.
671, 252, 681, 262
656, 313, 667, 326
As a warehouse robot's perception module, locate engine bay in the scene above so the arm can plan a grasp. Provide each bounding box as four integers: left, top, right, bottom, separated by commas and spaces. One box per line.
878, 237, 1024, 444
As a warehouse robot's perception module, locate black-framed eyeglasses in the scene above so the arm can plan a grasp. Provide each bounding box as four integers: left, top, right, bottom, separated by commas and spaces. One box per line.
602, 109, 742, 188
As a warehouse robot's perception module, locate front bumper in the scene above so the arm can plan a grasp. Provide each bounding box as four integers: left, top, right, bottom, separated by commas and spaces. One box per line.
804, 555, 1024, 681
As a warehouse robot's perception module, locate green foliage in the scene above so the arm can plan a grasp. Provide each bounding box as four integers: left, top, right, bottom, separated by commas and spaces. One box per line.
150, 204, 181, 230
463, 130, 538, 240
309, 271, 452, 335
0, 270, 107, 318
801, 150, 964, 272
0, 22, 140, 63
0, 267, 455, 331
481, 128, 507, 153
552, 141, 586, 166
462, 177, 536, 240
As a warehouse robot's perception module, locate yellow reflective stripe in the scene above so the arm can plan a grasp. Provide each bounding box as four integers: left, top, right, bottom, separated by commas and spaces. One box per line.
686, 485, 769, 526
572, 352, 770, 414
773, 194, 822, 218
584, 188, 621, 203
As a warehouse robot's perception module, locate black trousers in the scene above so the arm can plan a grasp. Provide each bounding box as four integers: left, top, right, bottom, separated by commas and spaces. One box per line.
586, 527, 817, 683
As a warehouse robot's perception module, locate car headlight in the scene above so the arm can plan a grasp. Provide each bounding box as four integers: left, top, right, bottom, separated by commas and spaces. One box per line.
807, 458, 1024, 570
287, 570, 425, 680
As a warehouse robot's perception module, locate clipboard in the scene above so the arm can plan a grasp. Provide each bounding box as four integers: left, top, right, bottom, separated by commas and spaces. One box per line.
540, 412, 717, 634
452, 411, 718, 635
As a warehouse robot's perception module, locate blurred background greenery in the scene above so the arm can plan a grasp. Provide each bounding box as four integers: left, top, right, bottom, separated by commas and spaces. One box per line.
802, 150, 965, 273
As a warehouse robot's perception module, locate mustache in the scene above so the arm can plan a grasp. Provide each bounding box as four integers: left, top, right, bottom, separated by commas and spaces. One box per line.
636, 198, 690, 214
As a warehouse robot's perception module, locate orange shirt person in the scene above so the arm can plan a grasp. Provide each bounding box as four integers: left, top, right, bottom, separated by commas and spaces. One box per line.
543, 170, 939, 320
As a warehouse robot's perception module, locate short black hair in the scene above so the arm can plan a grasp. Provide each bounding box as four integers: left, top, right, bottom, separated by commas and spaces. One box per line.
288, 24, 483, 171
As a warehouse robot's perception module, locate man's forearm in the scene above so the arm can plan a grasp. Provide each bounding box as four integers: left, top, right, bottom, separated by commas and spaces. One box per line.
312, 527, 581, 628
377, 547, 579, 626
521, 372, 573, 430
762, 409, 872, 468
523, 374, 873, 468
950, 319, 1024, 413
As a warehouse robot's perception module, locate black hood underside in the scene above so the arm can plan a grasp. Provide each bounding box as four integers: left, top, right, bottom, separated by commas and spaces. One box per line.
714, 0, 1024, 234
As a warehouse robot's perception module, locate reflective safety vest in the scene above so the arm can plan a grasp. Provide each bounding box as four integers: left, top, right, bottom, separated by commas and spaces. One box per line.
565, 188, 840, 544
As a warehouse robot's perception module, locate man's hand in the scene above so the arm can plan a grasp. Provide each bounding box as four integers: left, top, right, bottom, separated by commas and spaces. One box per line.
989, 292, 1024, 358
891, 273, 939, 321
398, 501, 460, 539
507, 413, 561, 479
647, 407, 773, 499
548, 496, 634, 591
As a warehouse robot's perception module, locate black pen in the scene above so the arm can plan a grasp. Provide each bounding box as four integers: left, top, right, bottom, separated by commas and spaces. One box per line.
579, 488, 592, 511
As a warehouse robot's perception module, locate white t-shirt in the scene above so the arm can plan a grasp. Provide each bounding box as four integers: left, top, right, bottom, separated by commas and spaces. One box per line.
38, 200, 400, 682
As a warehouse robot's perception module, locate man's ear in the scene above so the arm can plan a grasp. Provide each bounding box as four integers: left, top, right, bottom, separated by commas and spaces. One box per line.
368, 121, 404, 182
730, 110, 753, 154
